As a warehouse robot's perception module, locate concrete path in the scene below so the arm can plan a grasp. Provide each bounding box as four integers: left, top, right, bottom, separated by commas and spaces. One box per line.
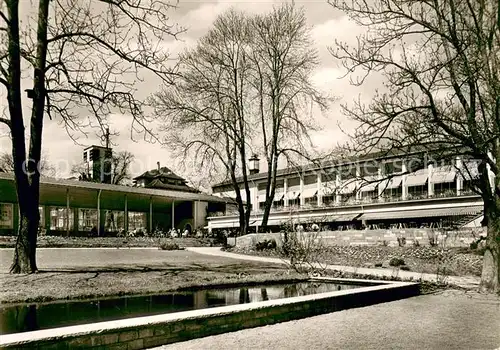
153, 289, 500, 350
186, 247, 481, 290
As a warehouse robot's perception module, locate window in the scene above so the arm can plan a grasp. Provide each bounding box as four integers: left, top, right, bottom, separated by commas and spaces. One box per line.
0, 203, 13, 229
340, 166, 356, 179
434, 182, 456, 197
90, 148, 100, 161
105, 211, 125, 232
38, 206, 44, 228
408, 185, 427, 199
272, 199, 284, 209
305, 196, 317, 205
361, 190, 377, 201
323, 194, 335, 205
50, 208, 74, 230
128, 212, 147, 230
304, 175, 316, 186
78, 209, 98, 231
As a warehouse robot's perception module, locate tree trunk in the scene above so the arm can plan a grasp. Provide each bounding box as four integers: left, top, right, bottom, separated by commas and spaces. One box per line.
480, 208, 500, 293
238, 204, 247, 236
244, 201, 251, 235
10, 198, 39, 274
261, 200, 271, 232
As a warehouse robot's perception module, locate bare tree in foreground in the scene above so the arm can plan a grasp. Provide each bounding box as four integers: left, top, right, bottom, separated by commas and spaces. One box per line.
154, 5, 327, 234
0, 0, 180, 273
328, 0, 499, 293
153, 10, 254, 236
248, 4, 328, 230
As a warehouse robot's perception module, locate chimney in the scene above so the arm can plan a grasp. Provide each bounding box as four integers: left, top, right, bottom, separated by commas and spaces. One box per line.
157, 161, 160, 171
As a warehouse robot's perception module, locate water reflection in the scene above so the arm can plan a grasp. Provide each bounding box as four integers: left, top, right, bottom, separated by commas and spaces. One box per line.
0, 282, 361, 335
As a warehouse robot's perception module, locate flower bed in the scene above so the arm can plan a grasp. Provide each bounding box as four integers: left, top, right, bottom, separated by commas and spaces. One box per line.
0, 236, 218, 248
229, 245, 483, 277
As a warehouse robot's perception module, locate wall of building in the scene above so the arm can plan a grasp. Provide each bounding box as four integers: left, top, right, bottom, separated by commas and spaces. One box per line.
234, 227, 487, 249
212, 156, 491, 212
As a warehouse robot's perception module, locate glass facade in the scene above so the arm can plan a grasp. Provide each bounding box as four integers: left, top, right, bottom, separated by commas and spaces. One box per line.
105, 210, 125, 232
0, 203, 13, 229
128, 212, 147, 231
50, 207, 74, 230
78, 209, 98, 231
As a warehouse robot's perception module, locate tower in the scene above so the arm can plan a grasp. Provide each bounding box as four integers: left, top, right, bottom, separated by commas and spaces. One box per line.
83, 145, 113, 183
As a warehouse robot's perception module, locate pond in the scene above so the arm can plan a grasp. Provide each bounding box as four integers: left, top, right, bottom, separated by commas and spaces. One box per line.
0, 281, 370, 335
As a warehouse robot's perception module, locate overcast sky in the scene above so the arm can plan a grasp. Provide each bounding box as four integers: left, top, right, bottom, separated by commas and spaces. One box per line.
0, 0, 377, 185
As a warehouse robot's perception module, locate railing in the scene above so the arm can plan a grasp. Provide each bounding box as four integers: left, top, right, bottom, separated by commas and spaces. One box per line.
207, 189, 481, 218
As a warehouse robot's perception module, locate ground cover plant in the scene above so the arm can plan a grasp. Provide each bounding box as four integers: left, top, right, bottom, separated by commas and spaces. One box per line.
230, 241, 484, 277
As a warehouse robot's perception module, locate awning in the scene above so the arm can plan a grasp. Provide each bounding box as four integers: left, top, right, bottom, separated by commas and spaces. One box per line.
272, 187, 284, 201
321, 185, 336, 196
335, 213, 362, 221
360, 206, 483, 221
360, 177, 379, 192
339, 180, 357, 194
406, 169, 428, 187
379, 176, 402, 190
431, 167, 456, 184
284, 191, 300, 200
302, 187, 318, 198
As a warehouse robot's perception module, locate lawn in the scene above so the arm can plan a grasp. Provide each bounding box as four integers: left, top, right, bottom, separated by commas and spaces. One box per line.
0, 248, 298, 304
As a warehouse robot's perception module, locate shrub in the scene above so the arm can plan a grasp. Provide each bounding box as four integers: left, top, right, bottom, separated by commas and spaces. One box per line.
374, 262, 383, 267
400, 265, 411, 271
427, 230, 438, 247
159, 241, 183, 250
267, 239, 277, 250
255, 239, 277, 251
277, 230, 326, 274
469, 236, 486, 251
397, 236, 406, 247
389, 257, 405, 267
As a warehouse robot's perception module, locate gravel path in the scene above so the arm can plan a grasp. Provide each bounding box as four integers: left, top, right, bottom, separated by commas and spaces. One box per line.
153, 290, 500, 350
186, 247, 481, 289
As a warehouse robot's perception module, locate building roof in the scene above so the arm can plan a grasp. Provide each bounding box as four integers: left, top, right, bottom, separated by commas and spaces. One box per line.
146, 178, 199, 193
133, 166, 185, 182
83, 145, 112, 151
0, 172, 231, 204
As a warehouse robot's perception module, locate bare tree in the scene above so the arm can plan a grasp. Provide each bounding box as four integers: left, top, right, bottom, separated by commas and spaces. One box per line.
0, 151, 55, 177
248, 4, 328, 230
0, 0, 181, 273
71, 150, 134, 185
328, 0, 499, 293
153, 9, 253, 236
153, 5, 328, 234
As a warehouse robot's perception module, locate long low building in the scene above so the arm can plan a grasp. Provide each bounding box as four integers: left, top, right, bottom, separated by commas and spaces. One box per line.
209, 153, 489, 231
0, 172, 230, 236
